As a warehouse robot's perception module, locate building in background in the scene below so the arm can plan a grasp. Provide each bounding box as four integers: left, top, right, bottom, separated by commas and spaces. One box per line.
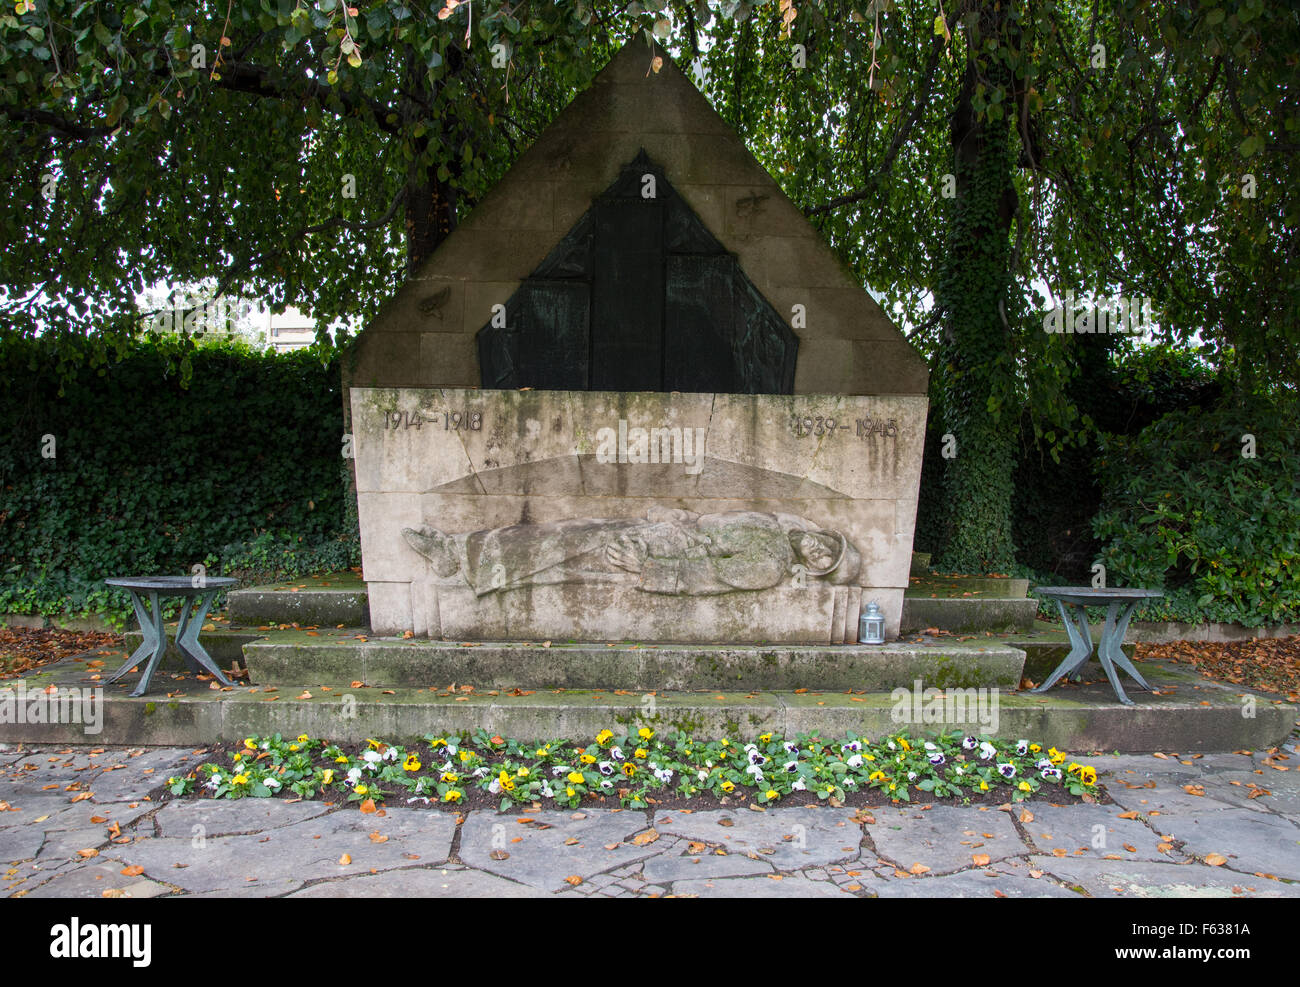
262, 306, 317, 352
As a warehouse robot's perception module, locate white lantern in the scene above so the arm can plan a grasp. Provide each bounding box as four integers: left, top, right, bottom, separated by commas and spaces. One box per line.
858, 600, 885, 644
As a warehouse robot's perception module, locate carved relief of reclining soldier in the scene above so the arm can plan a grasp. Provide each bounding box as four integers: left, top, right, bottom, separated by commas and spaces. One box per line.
402, 507, 860, 597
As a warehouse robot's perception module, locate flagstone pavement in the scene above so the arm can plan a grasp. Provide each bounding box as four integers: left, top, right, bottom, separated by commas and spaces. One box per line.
3, 740, 1298, 898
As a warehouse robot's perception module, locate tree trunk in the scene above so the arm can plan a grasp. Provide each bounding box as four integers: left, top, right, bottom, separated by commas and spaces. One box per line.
932, 2, 1020, 573
401, 44, 460, 278
404, 162, 457, 278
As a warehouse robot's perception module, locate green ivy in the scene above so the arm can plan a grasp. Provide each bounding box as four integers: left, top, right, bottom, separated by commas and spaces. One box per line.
0, 336, 358, 626
1093, 397, 1300, 626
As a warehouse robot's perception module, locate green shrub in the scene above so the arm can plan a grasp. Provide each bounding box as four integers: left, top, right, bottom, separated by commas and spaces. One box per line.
1093, 398, 1300, 626
0, 336, 357, 625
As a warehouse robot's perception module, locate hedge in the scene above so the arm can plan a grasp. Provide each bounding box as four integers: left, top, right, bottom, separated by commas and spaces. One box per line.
0, 337, 358, 625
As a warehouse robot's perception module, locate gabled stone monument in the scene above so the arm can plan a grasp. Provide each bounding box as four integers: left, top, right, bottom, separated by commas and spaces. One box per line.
346, 40, 929, 644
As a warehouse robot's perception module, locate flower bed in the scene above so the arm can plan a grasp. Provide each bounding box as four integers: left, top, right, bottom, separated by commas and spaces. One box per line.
163, 730, 1101, 812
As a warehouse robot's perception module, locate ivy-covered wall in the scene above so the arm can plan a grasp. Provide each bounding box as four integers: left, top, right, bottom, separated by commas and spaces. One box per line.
0, 338, 358, 624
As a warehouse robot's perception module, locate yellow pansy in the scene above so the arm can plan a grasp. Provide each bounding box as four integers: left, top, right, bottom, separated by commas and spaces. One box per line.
596, 729, 614, 745
634, 748, 648, 759
404, 755, 421, 772
1018, 781, 1032, 792
580, 753, 596, 764
622, 763, 637, 777
356, 784, 368, 795
443, 790, 462, 803
639, 727, 654, 741
567, 771, 585, 785
566, 786, 576, 797
765, 789, 778, 799
232, 773, 248, 786
1048, 747, 1066, 765
335, 755, 349, 763
759, 733, 772, 743
244, 738, 257, 750
297, 734, 309, 743
288, 744, 299, 752
441, 772, 459, 783
321, 769, 334, 784
721, 780, 735, 792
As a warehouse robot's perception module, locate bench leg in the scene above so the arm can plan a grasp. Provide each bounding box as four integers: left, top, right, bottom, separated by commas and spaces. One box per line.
1030, 600, 1094, 694
175, 590, 234, 687
1100, 600, 1153, 694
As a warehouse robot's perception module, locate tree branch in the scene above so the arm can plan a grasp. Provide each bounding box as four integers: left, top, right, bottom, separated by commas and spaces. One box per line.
212, 59, 403, 136
805, 36, 944, 217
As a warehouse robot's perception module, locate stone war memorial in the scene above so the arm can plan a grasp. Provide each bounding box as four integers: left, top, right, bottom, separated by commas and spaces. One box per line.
346, 40, 929, 649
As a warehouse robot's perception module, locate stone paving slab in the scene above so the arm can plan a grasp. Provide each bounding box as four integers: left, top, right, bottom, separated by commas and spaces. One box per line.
872, 869, 1078, 898
669, 873, 858, 897
3, 743, 1300, 897
1157, 810, 1300, 881
655, 807, 865, 870
1021, 803, 1187, 863
152, 798, 334, 838
1026, 855, 1300, 898
21, 857, 170, 899
457, 809, 666, 892
288, 865, 544, 898
866, 805, 1024, 874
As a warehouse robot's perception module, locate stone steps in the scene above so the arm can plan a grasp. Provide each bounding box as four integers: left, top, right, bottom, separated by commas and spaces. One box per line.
900, 598, 1038, 634
905, 576, 1030, 598
5, 656, 1294, 752
225, 578, 368, 628
242, 637, 1026, 693
900, 572, 1036, 634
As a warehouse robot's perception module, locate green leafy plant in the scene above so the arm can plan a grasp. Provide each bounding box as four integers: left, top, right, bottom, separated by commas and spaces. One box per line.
1093, 397, 1300, 626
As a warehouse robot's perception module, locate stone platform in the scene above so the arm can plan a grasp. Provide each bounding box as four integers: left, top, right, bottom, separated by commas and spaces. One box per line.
3, 650, 1294, 753
243, 635, 1026, 692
